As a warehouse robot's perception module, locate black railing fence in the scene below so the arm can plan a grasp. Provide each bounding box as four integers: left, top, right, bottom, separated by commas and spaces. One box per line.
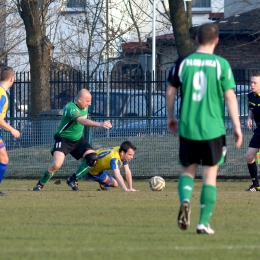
10, 69, 256, 121
3, 68, 259, 178
11, 70, 170, 119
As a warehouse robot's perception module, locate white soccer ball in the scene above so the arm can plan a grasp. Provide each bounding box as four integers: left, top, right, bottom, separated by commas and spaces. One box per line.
149, 176, 165, 191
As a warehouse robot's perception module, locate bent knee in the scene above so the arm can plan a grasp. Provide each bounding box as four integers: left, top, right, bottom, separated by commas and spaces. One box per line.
245, 153, 255, 164
110, 179, 118, 187
49, 163, 62, 172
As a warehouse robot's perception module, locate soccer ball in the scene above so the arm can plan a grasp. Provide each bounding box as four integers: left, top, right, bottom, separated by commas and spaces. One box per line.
149, 176, 165, 191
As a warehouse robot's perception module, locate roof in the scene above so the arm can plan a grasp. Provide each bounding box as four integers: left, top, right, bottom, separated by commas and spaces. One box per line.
121, 42, 151, 53
217, 8, 260, 35
208, 13, 224, 19
154, 34, 174, 41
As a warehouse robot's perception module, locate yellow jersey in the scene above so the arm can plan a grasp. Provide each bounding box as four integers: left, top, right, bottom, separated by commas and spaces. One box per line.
89, 146, 128, 175
0, 87, 8, 119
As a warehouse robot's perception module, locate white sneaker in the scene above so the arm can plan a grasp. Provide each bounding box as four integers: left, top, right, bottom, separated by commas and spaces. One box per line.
196, 224, 215, 235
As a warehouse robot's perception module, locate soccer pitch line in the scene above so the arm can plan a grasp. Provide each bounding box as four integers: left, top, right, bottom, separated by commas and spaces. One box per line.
12, 245, 260, 253
174, 245, 260, 250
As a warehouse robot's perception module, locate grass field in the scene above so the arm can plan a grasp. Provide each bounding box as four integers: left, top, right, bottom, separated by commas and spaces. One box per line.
1, 179, 260, 260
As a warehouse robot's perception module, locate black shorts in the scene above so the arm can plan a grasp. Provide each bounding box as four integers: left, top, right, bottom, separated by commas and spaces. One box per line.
52, 136, 93, 160
179, 135, 226, 167
249, 133, 260, 148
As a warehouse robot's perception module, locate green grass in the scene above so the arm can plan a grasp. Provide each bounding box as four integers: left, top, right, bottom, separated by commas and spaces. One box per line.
0, 180, 260, 260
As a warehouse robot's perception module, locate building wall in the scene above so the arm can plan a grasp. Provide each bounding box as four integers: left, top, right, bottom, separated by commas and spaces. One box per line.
215, 34, 260, 69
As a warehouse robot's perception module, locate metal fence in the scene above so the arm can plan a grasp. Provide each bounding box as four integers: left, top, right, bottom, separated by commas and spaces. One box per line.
11, 70, 170, 119
10, 69, 255, 118
3, 116, 254, 179
3, 68, 258, 179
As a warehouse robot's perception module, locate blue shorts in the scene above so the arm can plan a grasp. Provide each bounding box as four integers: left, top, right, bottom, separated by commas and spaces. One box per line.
0, 135, 6, 149
88, 170, 113, 186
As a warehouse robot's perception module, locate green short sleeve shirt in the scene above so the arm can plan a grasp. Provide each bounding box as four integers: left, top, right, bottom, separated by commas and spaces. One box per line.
167, 52, 236, 140
54, 101, 88, 141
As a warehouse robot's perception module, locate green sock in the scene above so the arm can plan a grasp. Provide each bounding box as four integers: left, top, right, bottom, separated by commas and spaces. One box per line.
199, 184, 217, 226
75, 160, 91, 179
40, 169, 54, 184
178, 175, 194, 203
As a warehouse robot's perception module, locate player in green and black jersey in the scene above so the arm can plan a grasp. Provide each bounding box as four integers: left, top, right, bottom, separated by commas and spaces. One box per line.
33, 89, 112, 191
166, 23, 243, 234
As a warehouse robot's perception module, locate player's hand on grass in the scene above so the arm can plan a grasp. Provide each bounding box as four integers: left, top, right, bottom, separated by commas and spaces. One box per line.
100, 120, 112, 130
167, 117, 178, 135
124, 188, 139, 192
129, 188, 139, 192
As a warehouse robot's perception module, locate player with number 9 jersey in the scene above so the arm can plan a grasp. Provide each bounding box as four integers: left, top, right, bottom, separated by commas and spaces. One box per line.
167, 52, 236, 141
166, 23, 242, 236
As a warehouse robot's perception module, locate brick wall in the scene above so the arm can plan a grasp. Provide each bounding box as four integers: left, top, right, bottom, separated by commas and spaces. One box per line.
215, 34, 260, 69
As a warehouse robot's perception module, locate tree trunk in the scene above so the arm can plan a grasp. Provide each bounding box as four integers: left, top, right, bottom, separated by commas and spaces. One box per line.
168, 0, 194, 56
185, 1, 192, 29
20, 0, 54, 118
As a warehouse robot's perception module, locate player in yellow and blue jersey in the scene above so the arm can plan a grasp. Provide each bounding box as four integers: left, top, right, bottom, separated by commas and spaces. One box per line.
0, 67, 20, 196
67, 141, 138, 191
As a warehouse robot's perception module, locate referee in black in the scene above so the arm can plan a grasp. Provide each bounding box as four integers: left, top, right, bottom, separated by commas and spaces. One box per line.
245, 73, 260, 191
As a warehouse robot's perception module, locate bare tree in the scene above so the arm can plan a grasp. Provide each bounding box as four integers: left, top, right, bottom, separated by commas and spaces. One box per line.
17, 0, 54, 117
168, 0, 194, 56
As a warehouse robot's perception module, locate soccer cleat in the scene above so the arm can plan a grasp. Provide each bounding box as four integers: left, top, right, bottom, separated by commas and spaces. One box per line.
245, 185, 260, 192
66, 177, 79, 191
99, 183, 110, 191
0, 191, 7, 196
33, 181, 44, 191
177, 200, 191, 230
196, 224, 215, 235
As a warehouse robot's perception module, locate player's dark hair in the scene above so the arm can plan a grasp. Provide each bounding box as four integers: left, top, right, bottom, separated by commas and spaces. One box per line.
252, 72, 260, 78
197, 23, 219, 45
119, 141, 136, 153
1, 67, 14, 81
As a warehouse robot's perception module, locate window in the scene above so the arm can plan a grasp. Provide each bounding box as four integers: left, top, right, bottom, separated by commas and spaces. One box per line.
67, 0, 84, 8
192, 0, 211, 8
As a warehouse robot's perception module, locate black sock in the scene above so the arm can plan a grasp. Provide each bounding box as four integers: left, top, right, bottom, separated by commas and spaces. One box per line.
247, 162, 259, 186
69, 173, 77, 181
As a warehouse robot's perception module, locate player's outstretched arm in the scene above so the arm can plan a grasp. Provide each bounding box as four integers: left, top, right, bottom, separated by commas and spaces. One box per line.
77, 117, 112, 129
113, 169, 131, 192
99, 120, 112, 129
123, 164, 139, 192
